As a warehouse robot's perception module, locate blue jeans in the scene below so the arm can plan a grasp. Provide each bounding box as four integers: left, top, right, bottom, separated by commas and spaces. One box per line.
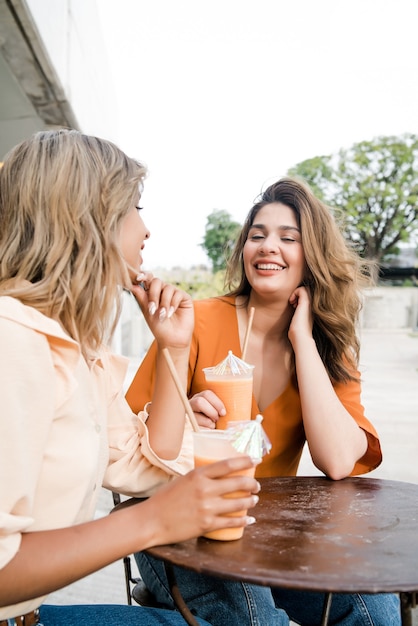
135, 552, 401, 626
39, 603, 212, 625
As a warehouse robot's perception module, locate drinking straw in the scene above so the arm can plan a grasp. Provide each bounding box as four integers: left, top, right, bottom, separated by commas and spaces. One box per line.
162, 347, 200, 432
241, 306, 255, 361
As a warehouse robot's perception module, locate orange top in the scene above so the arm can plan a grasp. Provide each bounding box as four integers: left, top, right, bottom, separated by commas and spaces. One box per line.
126, 296, 382, 478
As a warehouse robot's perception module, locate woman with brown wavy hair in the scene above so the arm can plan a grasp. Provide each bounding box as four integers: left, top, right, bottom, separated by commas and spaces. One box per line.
128, 176, 400, 625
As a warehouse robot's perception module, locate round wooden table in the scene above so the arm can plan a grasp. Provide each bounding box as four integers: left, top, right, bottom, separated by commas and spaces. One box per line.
143, 476, 418, 625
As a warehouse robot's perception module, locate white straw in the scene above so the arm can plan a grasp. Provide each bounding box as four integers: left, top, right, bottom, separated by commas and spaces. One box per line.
241, 307, 255, 361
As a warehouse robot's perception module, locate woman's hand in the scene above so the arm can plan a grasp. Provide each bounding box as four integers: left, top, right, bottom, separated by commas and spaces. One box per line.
131, 274, 194, 350
137, 456, 260, 547
288, 286, 314, 348
189, 390, 226, 429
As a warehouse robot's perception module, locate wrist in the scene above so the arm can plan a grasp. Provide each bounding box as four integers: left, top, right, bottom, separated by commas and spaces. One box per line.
291, 335, 316, 354
157, 345, 190, 358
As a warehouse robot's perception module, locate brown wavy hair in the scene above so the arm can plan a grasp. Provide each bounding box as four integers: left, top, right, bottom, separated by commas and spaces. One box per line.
0, 129, 147, 355
225, 177, 376, 382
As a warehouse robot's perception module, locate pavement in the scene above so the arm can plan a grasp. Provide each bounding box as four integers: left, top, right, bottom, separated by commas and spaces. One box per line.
48, 329, 418, 623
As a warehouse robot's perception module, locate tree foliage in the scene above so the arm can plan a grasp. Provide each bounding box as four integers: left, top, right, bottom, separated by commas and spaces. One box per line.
157, 267, 226, 299
200, 209, 241, 272
288, 134, 418, 261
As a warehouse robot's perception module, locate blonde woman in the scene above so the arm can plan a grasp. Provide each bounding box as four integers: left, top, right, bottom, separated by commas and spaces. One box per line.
128, 177, 400, 625
0, 129, 261, 626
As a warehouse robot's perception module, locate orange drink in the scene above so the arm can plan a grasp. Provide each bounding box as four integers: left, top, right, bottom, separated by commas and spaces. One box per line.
203, 356, 254, 430
192, 430, 256, 541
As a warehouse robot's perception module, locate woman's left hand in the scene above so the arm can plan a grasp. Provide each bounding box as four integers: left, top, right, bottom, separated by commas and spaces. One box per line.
130, 274, 194, 350
288, 286, 313, 347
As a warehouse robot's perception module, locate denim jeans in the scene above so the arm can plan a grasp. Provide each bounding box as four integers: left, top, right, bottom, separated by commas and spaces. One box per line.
135, 552, 401, 626
39, 603, 212, 625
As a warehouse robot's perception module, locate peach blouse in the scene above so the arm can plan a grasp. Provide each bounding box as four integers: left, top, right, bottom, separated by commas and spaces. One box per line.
0, 296, 193, 619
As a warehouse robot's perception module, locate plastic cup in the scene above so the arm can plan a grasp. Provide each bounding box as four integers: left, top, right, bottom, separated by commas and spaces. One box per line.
203, 366, 254, 431
192, 430, 255, 541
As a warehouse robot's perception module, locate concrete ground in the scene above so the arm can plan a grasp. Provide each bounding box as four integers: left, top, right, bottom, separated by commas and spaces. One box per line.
48, 329, 418, 623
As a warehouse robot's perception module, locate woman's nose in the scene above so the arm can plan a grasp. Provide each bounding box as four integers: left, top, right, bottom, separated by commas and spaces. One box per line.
259, 235, 279, 254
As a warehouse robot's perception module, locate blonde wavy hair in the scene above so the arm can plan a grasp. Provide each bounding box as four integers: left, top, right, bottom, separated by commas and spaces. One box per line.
0, 129, 147, 354
225, 176, 376, 382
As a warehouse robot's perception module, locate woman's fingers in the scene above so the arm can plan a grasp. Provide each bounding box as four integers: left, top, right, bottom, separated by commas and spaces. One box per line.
137, 457, 260, 547
134, 270, 154, 290
189, 391, 226, 426
131, 277, 187, 318
288, 285, 313, 343
187, 458, 260, 528
200, 456, 259, 486
130, 276, 194, 348
195, 415, 217, 428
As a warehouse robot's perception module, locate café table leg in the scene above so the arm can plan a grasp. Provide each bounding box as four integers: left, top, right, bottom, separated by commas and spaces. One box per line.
164, 562, 200, 626
320, 592, 333, 626
400, 592, 416, 626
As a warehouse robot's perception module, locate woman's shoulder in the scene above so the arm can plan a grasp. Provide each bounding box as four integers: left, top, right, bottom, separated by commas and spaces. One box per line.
0, 296, 80, 375
0, 296, 75, 344
192, 295, 237, 337
193, 295, 236, 315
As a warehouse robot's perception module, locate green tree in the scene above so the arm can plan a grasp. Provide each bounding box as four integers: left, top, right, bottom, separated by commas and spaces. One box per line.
157, 267, 226, 299
288, 134, 418, 261
201, 209, 241, 272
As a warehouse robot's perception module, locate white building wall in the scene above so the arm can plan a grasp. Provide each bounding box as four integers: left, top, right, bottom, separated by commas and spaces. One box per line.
361, 287, 418, 331
20, 0, 127, 353
24, 0, 118, 139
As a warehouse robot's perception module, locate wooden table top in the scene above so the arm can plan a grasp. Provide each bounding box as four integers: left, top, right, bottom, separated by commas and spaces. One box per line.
145, 476, 418, 594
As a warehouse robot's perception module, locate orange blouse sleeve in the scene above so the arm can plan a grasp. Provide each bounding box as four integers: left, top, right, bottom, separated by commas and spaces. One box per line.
333, 378, 382, 475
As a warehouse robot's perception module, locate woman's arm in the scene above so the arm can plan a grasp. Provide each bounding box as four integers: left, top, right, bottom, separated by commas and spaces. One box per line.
130, 278, 194, 458
288, 287, 367, 480
0, 457, 259, 606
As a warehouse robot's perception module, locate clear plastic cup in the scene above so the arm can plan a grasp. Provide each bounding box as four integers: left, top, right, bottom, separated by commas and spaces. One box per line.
192, 430, 255, 541
203, 351, 254, 430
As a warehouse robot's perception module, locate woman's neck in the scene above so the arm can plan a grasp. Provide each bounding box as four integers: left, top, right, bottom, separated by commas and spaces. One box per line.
235, 293, 293, 410
237, 293, 293, 340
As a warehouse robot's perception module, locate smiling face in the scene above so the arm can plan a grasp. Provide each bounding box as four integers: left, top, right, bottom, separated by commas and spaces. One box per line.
243, 202, 305, 298
118, 205, 150, 283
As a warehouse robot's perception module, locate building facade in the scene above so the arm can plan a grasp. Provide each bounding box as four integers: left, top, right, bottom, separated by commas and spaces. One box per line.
0, 0, 117, 159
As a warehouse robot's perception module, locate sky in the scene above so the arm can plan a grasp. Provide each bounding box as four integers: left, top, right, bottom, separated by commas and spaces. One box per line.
97, 0, 418, 271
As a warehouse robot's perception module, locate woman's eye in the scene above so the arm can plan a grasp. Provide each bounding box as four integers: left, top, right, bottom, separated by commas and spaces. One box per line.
250, 234, 264, 240
281, 237, 295, 242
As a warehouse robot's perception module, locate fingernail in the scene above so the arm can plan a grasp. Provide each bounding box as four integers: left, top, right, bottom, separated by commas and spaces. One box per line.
159, 307, 167, 321
167, 306, 175, 319
136, 272, 146, 281
252, 495, 259, 505
148, 302, 157, 315
246, 516, 256, 525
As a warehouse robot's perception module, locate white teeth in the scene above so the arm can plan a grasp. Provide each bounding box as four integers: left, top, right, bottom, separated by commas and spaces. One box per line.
256, 264, 284, 270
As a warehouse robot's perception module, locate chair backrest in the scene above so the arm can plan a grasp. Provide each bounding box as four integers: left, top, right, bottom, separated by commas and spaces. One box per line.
110, 491, 158, 607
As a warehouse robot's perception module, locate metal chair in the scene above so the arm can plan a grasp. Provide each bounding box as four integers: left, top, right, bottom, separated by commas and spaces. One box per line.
111, 492, 159, 607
